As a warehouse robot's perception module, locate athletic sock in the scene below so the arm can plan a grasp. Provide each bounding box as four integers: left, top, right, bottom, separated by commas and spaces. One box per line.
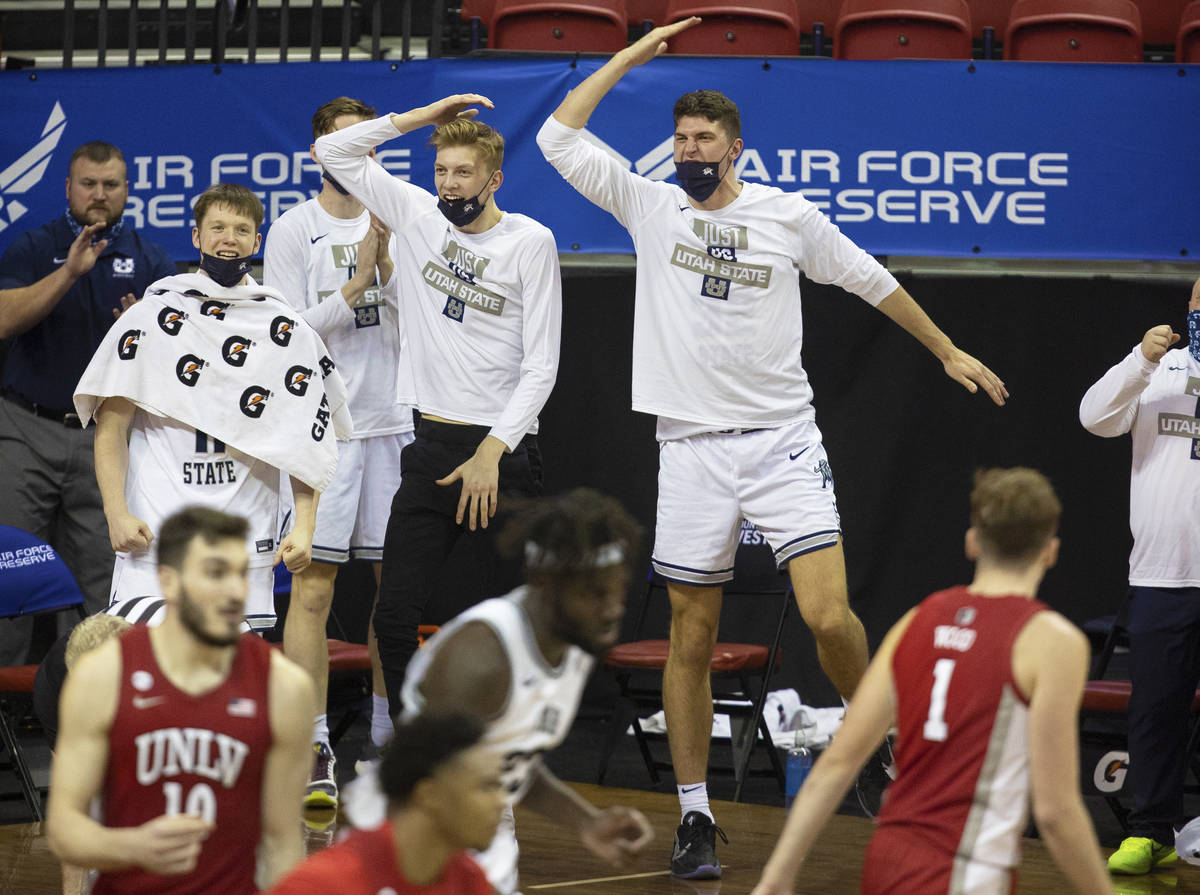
312, 713, 330, 747
370, 694, 393, 748
677, 782, 713, 822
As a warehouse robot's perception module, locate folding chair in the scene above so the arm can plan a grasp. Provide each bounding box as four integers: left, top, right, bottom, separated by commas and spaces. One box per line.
0, 525, 88, 821
1004, 0, 1142, 61
597, 528, 793, 802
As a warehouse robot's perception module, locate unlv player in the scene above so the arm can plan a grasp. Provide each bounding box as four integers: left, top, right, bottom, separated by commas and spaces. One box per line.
751, 469, 1112, 895
47, 507, 314, 894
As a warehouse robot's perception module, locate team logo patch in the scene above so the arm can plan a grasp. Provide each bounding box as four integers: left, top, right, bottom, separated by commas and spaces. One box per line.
354, 305, 379, 328
131, 670, 154, 691
112, 257, 135, 277
443, 296, 465, 322
311, 394, 331, 441
221, 335, 253, 367
318, 355, 335, 379
157, 306, 186, 336
240, 386, 270, 419
227, 698, 257, 718
954, 606, 977, 626
175, 354, 206, 387
814, 458, 834, 489
285, 365, 312, 397
269, 315, 295, 347
117, 328, 143, 360
701, 275, 730, 300
200, 300, 230, 320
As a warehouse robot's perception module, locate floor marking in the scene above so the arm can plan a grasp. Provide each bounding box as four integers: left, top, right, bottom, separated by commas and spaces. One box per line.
527, 870, 674, 888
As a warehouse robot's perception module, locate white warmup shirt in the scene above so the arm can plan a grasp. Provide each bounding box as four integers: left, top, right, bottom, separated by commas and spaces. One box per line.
263, 199, 413, 438
1080, 345, 1200, 587
537, 116, 899, 441
122, 411, 281, 568
314, 117, 561, 450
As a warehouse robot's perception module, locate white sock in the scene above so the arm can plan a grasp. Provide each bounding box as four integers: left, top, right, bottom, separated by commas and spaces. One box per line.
678, 782, 713, 821
312, 713, 330, 746
370, 695, 393, 748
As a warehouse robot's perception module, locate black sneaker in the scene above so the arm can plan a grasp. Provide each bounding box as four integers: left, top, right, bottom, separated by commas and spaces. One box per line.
304, 742, 338, 809
670, 811, 727, 879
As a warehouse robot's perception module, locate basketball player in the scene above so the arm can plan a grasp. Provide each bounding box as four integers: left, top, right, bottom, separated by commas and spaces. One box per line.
265, 96, 413, 808
537, 19, 1006, 877
46, 506, 315, 894
750, 468, 1112, 895
76, 183, 352, 632
313, 94, 560, 723
345, 489, 653, 895
264, 711, 501, 895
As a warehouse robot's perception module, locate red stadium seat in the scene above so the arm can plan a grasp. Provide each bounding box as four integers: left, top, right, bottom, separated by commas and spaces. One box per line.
1004, 0, 1142, 61
664, 0, 803, 54
490, 0, 629, 51
1135, 0, 1190, 46
627, 0, 669, 29
1178, 0, 1200, 61
968, 0, 1014, 37
796, 0, 844, 30
834, 0, 973, 58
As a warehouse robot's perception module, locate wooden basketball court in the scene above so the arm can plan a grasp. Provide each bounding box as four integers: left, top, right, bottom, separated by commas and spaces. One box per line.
0, 782, 1192, 893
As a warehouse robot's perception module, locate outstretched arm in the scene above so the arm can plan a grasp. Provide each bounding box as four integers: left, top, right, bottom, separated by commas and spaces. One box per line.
549, 19, 700, 129
0, 223, 108, 338
751, 610, 914, 895
875, 286, 1007, 406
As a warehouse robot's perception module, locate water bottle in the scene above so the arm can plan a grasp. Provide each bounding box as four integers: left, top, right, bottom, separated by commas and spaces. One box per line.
785, 729, 812, 808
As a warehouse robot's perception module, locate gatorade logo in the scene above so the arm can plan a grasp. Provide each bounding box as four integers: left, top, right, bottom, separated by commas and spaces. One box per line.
222, 335, 253, 367
175, 354, 205, 387
240, 386, 270, 419
1093, 750, 1128, 793
200, 300, 230, 320
284, 365, 312, 397
311, 394, 331, 441
269, 315, 294, 347
157, 307, 186, 336
117, 329, 142, 360
318, 355, 336, 379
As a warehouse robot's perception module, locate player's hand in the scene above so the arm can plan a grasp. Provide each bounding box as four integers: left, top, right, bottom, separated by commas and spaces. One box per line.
941, 347, 1007, 406
354, 225, 380, 284
370, 214, 393, 273
64, 222, 108, 279
1141, 324, 1181, 362
108, 511, 154, 553
435, 436, 506, 531
112, 292, 139, 320
419, 94, 495, 127
274, 529, 313, 574
620, 17, 701, 65
132, 814, 213, 876
578, 806, 654, 867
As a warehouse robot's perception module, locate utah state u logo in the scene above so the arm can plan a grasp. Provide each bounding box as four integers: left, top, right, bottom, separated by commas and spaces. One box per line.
269, 316, 294, 347
240, 386, 270, 419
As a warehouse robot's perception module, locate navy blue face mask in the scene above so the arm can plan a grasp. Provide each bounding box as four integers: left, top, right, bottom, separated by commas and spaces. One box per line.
675, 151, 733, 203
437, 183, 491, 228
322, 170, 350, 196
1189, 309, 1200, 363
199, 252, 253, 288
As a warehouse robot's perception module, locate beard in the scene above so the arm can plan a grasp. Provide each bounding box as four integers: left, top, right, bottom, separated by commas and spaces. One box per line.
177, 586, 242, 648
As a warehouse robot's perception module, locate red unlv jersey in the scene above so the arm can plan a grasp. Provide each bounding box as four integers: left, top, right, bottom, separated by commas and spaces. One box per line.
871, 587, 1046, 892
94, 626, 273, 895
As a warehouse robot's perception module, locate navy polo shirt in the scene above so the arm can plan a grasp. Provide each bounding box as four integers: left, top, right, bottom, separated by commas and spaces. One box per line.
0, 215, 176, 412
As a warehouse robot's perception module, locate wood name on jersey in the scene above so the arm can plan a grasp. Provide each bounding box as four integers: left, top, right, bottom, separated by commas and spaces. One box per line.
932, 624, 977, 652
135, 727, 251, 788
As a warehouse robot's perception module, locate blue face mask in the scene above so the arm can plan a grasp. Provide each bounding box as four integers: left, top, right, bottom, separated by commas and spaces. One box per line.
1189, 309, 1200, 363
322, 170, 350, 196
437, 184, 490, 228
65, 208, 126, 243
675, 151, 733, 203
199, 252, 253, 288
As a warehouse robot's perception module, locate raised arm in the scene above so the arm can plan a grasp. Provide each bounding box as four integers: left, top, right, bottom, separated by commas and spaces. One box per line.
47, 641, 213, 874
258, 650, 316, 887
0, 223, 108, 338
1079, 331, 1173, 437
1015, 613, 1113, 894
751, 609, 914, 895
94, 396, 154, 553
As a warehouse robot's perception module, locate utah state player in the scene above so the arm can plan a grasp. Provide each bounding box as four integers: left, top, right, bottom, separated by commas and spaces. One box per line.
751, 469, 1112, 895
46, 507, 314, 894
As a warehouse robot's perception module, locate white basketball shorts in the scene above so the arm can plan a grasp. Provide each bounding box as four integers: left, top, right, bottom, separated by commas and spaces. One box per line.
109, 555, 276, 631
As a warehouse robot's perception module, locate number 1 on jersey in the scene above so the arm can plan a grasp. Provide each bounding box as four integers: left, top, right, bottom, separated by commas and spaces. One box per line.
923, 658, 956, 742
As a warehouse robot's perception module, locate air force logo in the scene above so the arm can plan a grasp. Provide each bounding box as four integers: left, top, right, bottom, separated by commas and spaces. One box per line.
0, 102, 67, 235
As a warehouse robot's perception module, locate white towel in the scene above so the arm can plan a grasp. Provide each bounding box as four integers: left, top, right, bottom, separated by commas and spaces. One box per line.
74, 273, 353, 491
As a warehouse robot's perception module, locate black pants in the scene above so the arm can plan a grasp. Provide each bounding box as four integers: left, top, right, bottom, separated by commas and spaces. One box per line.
374, 418, 542, 716
1126, 584, 1200, 843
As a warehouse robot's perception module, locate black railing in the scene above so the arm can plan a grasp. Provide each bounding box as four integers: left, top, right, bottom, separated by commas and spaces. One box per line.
15, 0, 408, 69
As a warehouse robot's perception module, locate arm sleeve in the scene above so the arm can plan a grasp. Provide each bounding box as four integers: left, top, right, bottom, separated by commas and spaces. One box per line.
1079, 344, 1156, 436
535, 115, 652, 233
313, 116, 438, 236
262, 215, 355, 338
0, 232, 38, 290
488, 229, 562, 450
790, 197, 899, 306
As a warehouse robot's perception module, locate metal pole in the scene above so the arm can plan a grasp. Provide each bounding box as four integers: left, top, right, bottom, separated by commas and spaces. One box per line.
63, 0, 75, 68
128, 0, 138, 66
310, 0, 322, 61
97, 0, 109, 67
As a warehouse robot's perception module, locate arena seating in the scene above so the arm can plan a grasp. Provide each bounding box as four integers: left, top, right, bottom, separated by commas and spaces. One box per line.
834, 0, 973, 59
664, 0, 804, 54
1004, 0, 1143, 61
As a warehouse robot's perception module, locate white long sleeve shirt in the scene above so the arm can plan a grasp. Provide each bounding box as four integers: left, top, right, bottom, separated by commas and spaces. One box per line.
314, 117, 561, 451
1080, 345, 1200, 587
263, 198, 413, 438
537, 116, 899, 441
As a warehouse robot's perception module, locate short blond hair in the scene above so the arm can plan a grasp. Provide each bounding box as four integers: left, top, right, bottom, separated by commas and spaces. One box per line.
65, 614, 131, 670
970, 467, 1061, 562
428, 119, 504, 172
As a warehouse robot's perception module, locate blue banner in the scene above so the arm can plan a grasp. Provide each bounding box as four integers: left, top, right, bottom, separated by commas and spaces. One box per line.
1, 57, 1197, 261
